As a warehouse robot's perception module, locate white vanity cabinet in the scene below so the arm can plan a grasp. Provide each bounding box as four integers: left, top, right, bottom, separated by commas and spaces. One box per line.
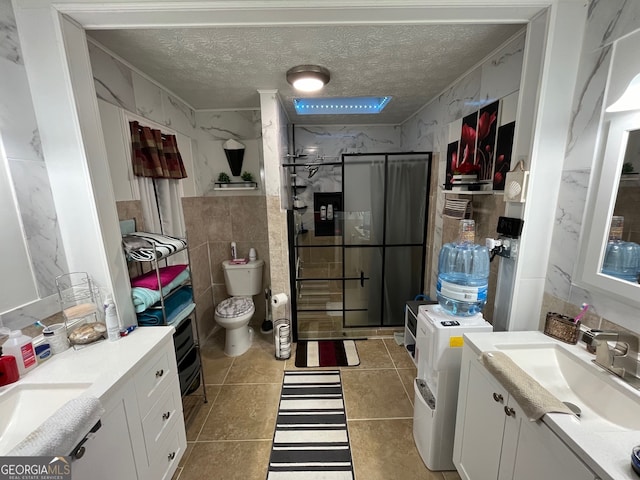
453, 345, 599, 480
69, 333, 186, 480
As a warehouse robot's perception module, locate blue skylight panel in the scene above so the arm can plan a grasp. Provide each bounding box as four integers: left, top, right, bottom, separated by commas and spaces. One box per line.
294, 96, 392, 115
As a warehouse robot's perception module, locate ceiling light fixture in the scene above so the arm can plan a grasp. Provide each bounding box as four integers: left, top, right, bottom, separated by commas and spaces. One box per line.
286, 65, 330, 92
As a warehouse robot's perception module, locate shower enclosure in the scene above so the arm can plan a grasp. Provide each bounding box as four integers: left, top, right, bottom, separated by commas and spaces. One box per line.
287, 152, 432, 341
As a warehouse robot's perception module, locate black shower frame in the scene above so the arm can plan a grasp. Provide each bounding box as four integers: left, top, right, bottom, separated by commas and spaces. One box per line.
288, 151, 432, 342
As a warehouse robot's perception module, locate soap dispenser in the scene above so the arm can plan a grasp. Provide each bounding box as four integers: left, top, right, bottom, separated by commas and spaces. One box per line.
0, 346, 19, 386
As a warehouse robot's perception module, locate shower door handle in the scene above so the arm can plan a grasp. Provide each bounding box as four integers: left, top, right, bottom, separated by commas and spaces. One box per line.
360, 270, 365, 287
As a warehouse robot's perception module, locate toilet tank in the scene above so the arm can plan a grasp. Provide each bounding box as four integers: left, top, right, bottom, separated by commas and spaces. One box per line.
222, 259, 264, 296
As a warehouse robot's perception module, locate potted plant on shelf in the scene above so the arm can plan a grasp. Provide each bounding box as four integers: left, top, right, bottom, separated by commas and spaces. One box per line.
217, 172, 231, 187
241, 171, 254, 183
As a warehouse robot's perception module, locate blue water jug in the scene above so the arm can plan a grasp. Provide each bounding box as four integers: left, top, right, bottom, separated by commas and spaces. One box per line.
601, 216, 640, 283
436, 220, 490, 316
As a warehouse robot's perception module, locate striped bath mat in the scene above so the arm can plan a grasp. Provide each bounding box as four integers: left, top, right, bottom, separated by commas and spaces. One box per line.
295, 340, 360, 368
267, 370, 354, 479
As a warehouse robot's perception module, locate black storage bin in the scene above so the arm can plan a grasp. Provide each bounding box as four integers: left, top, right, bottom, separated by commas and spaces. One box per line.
173, 316, 195, 364
178, 346, 201, 395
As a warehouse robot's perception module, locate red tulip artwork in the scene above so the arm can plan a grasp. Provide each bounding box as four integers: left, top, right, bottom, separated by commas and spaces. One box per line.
493, 121, 516, 190
445, 141, 459, 189
476, 101, 499, 181
459, 112, 478, 169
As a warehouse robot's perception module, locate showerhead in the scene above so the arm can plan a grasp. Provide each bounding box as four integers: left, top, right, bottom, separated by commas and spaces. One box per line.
307, 165, 319, 178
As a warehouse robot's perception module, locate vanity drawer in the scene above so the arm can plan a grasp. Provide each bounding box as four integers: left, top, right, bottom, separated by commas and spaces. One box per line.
135, 345, 175, 413
148, 418, 186, 480
141, 376, 181, 461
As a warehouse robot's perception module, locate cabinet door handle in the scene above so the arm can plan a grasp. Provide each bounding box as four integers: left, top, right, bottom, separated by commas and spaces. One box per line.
504, 406, 516, 417
168, 452, 176, 461
162, 411, 171, 421
492, 392, 504, 403
155, 369, 164, 378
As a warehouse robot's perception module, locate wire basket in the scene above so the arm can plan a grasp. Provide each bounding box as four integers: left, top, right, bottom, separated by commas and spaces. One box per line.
55, 272, 105, 349
543, 312, 580, 345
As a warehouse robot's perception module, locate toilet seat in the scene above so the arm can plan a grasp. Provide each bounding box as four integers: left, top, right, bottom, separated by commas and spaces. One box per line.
215, 297, 253, 318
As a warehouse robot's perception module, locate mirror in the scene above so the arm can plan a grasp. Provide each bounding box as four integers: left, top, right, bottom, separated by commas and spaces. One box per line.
579, 112, 640, 306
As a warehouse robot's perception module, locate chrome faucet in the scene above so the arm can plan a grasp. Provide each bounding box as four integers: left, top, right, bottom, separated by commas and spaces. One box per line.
582, 330, 640, 390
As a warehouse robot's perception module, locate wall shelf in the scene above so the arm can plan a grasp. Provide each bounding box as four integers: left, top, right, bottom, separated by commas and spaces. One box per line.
214, 181, 258, 191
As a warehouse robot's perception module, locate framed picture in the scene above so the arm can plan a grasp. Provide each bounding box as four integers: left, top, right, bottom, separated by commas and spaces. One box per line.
493, 121, 516, 190
476, 101, 499, 181
445, 141, 459, 190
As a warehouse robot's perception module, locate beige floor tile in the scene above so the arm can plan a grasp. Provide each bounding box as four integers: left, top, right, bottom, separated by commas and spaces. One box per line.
397, 368, 417, 406
342, 369, 414, 419
198, 384, 281, 440
384, 337, 417, 368
179, 443, 194, 468
183, 385, 221, 441
179, 440, 271, 480
200, 341, 234, 385
224, 336, 284, 384
171, 466, 182, 479
349, 419, 442, 480
352, 339, 395, 369
442, 471, 462, 479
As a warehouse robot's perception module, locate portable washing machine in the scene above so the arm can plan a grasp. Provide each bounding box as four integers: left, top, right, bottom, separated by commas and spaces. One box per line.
412, 304, 492, 471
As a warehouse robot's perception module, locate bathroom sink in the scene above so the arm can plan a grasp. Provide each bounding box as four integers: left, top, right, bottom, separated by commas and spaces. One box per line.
495, 343, 640, 431
0, 382, 91, 454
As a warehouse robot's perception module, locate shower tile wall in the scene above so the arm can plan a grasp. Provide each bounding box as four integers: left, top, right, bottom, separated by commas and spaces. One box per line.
543, 0, 640, 333
401, 31, 525, 321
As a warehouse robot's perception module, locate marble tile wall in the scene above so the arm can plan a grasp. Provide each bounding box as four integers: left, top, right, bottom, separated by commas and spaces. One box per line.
543, 0, 640, 335
401, 31, 525, 311
290, 125, 402, 232
0, 0, 68, 322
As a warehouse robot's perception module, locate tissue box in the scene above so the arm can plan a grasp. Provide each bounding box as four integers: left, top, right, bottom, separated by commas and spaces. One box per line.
544, 312, 580, 344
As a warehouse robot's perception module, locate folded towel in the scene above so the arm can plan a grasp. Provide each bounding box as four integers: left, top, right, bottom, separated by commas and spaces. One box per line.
8, 396, 104, 456
123, 232, 187, 261
136, 286, 193, 326
130, 264, 188, 290
480, 351, 573, 421
131, 268, 191, 312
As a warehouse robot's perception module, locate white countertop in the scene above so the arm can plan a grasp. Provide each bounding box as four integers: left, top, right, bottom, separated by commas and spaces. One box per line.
0, 326, 175, 400
464, 331, 640, 480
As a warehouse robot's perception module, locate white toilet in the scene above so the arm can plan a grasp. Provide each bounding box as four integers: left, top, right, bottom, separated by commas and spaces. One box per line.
215, 259, 264, 356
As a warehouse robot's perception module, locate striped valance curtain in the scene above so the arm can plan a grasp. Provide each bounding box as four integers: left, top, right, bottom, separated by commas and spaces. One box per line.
130, 121, 188, 179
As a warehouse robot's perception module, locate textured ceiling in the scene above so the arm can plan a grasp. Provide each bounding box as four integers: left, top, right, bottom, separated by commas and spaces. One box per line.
88, 24, 523, 125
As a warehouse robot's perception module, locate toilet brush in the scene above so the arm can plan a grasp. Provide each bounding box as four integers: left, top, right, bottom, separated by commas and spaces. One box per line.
261, 288, 274, 333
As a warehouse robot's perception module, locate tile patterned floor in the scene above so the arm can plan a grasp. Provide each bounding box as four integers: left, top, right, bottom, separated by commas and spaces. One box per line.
174, 330, 462, 480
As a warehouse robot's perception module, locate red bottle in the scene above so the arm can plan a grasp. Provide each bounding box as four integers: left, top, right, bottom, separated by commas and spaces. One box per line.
0, 348, 20, 386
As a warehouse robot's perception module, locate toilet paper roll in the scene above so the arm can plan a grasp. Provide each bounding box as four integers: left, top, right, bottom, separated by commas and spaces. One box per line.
272, 293, 289, 307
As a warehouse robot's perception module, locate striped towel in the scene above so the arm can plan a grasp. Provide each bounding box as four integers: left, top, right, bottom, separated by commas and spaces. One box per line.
123, 232, 187, 261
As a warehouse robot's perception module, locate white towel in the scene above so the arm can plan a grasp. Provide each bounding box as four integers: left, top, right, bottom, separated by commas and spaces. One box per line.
481, 351, 573, 421
8, 396, 104, 457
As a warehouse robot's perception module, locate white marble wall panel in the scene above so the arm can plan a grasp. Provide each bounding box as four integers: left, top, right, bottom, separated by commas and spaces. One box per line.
480, 33, 525, 103
132, 72, 164, 125
294, 125, 401, 159
88, 42, 136, 113
545, 0, 640, 334
8, 159, 68, 297
162, 90, 196, 137
196, 110, 262, 140
0, 0, 68, 310
584, 0, 640, 51
545, 170, 590, 300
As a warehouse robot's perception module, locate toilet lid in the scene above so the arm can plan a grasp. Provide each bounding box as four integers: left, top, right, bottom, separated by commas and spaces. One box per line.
215, 297, 254, 318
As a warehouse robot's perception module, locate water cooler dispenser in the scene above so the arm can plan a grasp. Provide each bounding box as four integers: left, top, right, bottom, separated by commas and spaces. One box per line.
413, 219, 493, 470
